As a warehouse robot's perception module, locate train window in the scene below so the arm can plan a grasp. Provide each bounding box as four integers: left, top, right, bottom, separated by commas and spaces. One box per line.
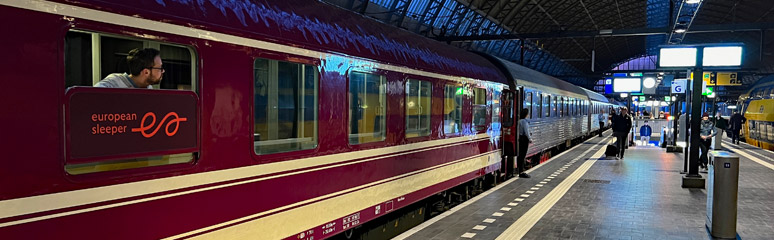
65, 30, 197, 90
444, 84, 463, 134
63, 30, 198, 175
492, 90, 501, 127
406, 79, 432, 138
544, 95, 551, 117
254, 59, 318, 154
472, 88, 487, 131
525, 92, 533, 119
349, 71, 386, 144
552, 97, 558, 117
556, 97, 566, 117
502, 91, 514, 127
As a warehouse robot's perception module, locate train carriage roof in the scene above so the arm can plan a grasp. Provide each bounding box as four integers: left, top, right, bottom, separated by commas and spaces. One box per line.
580, 88, 610, 103
480, 54, 587, 99
64, 0, 508, 85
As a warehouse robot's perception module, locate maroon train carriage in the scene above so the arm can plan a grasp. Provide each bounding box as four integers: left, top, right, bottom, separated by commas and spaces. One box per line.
0, 0, 513, 239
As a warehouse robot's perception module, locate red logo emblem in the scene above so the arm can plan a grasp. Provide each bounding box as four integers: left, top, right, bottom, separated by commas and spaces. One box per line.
131, 112, 188, 138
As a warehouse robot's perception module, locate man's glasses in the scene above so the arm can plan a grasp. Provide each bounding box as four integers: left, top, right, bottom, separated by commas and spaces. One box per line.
147, 67, 165, 73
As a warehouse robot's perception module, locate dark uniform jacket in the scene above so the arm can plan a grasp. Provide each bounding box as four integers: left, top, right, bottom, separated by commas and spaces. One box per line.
729, 113, 746, 130
612, 114, 632, 133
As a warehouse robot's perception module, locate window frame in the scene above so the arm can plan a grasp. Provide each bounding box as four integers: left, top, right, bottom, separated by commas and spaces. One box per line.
538, 93, 543, 118
545, 95, 551, 118
63, 29, 200, 176
443, 83, 465, 137
347, 70, 388, 145
405, 78, 432, 139
471, 87, 488, 133
525, 92, 533, 119
251, 57, 320, 156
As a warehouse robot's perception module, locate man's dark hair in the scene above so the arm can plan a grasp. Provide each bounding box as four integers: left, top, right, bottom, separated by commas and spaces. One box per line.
126, 48, 160, 76
520, 108, 529, 119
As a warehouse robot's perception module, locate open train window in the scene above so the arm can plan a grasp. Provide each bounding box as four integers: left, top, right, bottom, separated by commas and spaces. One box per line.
444, 84, 463, 135
349, 71, 386, 144
406, 79, 431, 138
65, 30, 197, 91
472, 88, 487, 131
63, 30, 198, 175
253, 58, 318, 154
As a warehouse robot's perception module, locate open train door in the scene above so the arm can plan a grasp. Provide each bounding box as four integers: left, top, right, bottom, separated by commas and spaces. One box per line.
500, 88, 520, 178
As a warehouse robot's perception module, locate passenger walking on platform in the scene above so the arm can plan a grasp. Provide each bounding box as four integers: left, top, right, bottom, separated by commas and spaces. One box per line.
714, 112, 728, 144
699, 113, 717, 172
94, 48, 164, 89
517, 108, 532, 178
598, 110, 606, 137
640, 121, 652, 145
611, 107, 632, 159
729, 111, 746, 144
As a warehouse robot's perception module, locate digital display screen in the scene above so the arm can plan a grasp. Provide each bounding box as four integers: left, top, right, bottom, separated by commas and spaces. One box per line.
659, 48, 697, 67
703, 46, 742, 66
613, 78, 642, 93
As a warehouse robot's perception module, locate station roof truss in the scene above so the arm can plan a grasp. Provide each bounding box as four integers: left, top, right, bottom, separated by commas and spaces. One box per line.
324, 0, 774, 93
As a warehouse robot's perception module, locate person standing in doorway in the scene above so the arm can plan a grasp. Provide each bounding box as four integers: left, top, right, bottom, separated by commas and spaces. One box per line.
517, 108, 532, 178
611, 107, 632, 159
729, 111, 746, 144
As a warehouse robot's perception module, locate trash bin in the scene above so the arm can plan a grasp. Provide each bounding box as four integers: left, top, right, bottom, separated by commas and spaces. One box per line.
706, 151, 739, 239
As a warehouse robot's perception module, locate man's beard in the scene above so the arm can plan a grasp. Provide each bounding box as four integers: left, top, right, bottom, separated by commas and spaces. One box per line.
147, 75, 162, 85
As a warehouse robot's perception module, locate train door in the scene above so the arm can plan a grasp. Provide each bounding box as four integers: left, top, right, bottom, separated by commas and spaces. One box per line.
588, 102, 593, 134
500, 89, 518, 177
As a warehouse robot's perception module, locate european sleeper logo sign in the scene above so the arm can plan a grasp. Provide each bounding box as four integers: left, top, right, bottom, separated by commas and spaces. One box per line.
91, 112, 187, 138
132, 112, 188, 138
66, 87, 198, 162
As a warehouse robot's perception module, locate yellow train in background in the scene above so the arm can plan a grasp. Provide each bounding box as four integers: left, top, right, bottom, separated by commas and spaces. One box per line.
738, 79, 774, 150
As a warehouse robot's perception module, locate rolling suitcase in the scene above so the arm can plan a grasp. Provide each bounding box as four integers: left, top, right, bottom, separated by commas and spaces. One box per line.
605, 144, 618, 157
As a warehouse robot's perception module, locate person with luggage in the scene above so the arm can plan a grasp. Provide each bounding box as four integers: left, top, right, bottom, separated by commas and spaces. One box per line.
517, 108, 532, 178
699, 112, 717, 172
729, 111, 746, 144
639, 121, 652, 145
611, 107, 632, 159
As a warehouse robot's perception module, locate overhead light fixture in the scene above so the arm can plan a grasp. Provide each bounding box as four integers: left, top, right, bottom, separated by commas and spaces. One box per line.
686, 0, 701, 4
643, 77, 657, 88
674, 26, 687, 33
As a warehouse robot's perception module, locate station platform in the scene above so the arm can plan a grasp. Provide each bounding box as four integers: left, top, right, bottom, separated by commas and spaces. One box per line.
394, 132, 774, 240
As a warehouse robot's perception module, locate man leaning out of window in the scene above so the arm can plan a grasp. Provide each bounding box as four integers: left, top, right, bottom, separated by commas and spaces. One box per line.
94, 48, 164, 89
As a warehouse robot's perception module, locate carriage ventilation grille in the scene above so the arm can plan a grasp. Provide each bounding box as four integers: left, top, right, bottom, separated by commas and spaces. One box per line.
580, 179, 611, 184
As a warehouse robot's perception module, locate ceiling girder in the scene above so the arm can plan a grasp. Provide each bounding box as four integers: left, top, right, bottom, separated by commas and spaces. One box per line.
434, 22, 774, 41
